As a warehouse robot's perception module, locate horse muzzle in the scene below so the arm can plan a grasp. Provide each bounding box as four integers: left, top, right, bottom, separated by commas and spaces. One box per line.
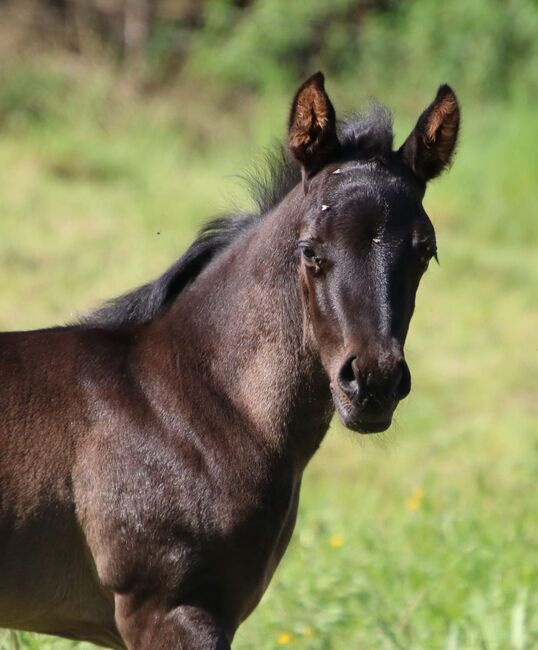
331, 354, 411, 434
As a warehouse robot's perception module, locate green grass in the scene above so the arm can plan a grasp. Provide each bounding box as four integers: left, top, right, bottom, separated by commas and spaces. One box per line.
0, 65, 536, 649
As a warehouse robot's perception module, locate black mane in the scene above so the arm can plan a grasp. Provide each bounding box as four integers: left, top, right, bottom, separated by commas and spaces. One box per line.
83, 105, 393, 328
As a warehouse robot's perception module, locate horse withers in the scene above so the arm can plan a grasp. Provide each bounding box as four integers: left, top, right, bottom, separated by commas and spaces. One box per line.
0, 73, 459, 648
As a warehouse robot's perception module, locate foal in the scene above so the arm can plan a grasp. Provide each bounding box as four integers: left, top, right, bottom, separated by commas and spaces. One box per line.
0, 73, 459, 648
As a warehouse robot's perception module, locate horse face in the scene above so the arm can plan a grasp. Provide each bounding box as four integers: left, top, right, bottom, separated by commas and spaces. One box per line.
289, 73, 459, 433
298, 163, 436, 433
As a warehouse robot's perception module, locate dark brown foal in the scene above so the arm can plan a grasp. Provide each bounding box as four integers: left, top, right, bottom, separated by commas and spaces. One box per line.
0, 73, 459, 648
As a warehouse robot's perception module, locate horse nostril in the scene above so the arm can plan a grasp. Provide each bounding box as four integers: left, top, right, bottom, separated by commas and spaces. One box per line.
338, 356, 410, 403
337, 356, 359, 399
397, 360, 411, 399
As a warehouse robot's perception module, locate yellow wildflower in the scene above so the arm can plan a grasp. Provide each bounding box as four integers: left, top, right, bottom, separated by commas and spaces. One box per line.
329, 534, 343, 548
406, 487, 425, 511
277, 632, 292, 645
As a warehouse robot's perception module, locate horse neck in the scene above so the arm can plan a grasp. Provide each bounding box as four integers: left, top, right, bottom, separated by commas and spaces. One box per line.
155, 185, 333, 467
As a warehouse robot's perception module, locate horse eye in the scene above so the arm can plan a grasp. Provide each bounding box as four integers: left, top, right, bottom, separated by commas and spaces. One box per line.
298, 243, 324, 273
419, 255, 430, 271
301, 247, 316, 260
418, 247, 437, 271
298, 241, 317, 259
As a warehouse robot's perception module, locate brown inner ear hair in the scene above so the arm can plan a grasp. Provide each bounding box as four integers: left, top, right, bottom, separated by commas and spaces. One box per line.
424, 87, 459, 168
289, 82, 331, 153
398, 84, 460, 183
288, 72, 339, 183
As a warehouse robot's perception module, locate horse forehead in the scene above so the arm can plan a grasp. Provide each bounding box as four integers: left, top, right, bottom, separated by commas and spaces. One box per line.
325, 177, 414, 228
323, 162, 412, 208
310, 178, 422, 248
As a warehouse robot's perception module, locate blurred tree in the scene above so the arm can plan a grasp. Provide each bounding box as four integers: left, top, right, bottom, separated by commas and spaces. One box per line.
123, 0, 156, 71
0, 0, 537, 97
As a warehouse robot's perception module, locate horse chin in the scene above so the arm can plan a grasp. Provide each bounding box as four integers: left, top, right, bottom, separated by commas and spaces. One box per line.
331, 389, 394, 434
345, 417, 392, 434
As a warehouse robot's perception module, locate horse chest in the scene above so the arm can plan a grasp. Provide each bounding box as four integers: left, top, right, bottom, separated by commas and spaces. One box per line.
204, 473, 302, 625
78, 425, 302, 629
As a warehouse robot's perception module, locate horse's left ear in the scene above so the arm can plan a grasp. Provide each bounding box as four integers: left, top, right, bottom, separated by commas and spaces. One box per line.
288, 72, 339, 187
398, 84, 460, 183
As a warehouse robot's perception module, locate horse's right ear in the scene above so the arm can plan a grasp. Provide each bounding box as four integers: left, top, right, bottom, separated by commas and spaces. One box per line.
288, 72, 339, 189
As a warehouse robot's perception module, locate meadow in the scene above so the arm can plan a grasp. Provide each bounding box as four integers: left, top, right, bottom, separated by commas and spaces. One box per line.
0, 63, 536, 649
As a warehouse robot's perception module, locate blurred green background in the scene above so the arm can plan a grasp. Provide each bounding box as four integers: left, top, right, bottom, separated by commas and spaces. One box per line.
0, 1, 537, 649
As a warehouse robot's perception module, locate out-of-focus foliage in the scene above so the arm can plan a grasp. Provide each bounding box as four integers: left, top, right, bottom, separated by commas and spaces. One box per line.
354, 0, 538, 99
2, 0, 538, 98
185, 0, 365, 88
187, 0, 538, 98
